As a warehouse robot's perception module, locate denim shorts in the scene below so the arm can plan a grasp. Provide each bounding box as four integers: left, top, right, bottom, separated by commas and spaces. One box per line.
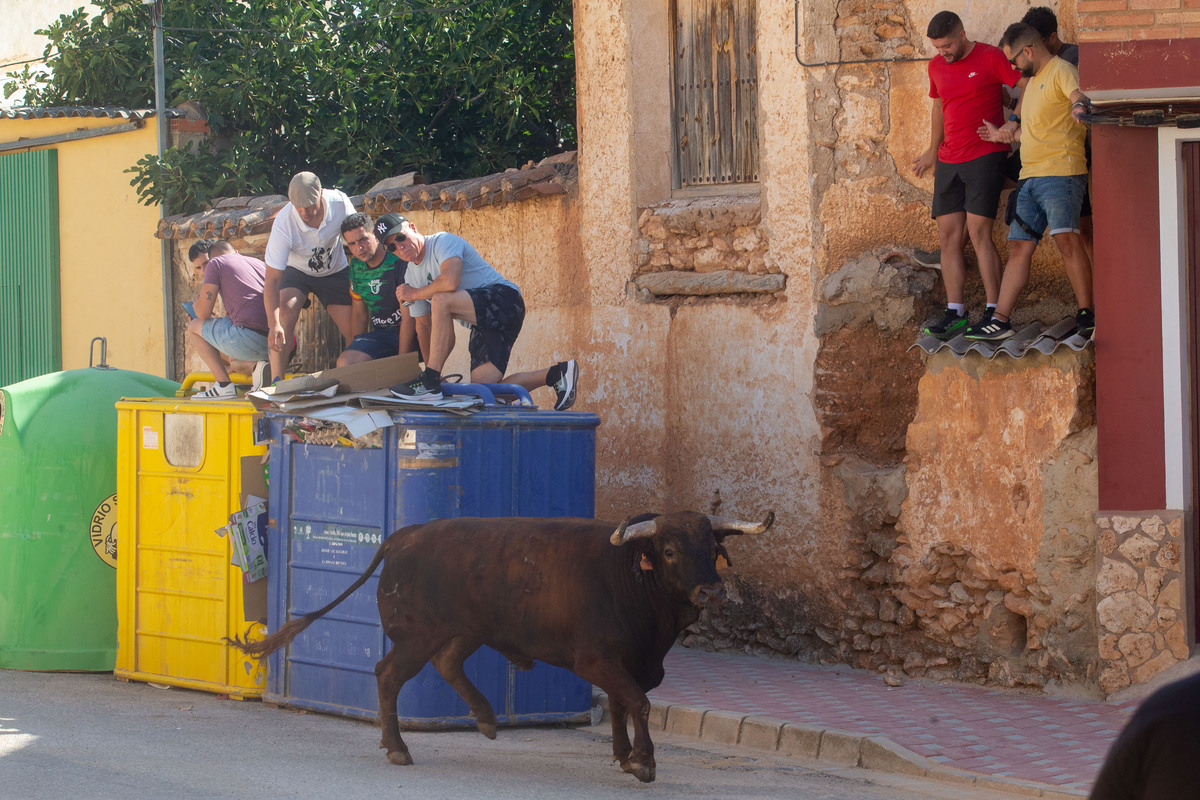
1008, 174, 1088, 242
345, 328, 404, 360
201, 317, 270, 362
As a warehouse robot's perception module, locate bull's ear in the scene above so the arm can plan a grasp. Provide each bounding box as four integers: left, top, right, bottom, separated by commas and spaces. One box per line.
707, 511, 775, 540
610, 513, 661, 545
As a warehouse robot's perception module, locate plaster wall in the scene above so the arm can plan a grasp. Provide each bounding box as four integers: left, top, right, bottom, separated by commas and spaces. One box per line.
0, 116, 166, 376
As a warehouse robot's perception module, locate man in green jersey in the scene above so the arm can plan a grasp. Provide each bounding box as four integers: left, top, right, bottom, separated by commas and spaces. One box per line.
336, 212, 419, 366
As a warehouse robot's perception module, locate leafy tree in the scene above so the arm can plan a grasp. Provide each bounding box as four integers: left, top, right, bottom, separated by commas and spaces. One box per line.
5, 0, 576, 214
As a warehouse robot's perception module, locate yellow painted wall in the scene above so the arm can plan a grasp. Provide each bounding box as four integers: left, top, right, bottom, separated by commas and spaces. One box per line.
0, 115, 166, 375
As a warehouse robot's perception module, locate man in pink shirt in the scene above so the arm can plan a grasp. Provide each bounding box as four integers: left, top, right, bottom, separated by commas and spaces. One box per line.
911, 11, 1022, 339
187, 239, 271, 398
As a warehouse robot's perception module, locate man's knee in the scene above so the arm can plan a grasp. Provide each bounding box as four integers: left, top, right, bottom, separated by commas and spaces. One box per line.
186, 318, 205, 337
1052, 231, 1084, 257
336, 349, 371, 368
429, 292, 456, 316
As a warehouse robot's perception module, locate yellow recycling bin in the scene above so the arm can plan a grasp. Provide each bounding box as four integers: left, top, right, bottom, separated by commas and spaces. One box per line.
115, 397, 266, 698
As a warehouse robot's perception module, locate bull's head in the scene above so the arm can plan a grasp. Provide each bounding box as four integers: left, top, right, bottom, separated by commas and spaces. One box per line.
609, 510, 774, 608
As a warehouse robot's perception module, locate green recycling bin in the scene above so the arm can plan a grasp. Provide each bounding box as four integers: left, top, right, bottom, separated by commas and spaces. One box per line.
0, 366, 179, 670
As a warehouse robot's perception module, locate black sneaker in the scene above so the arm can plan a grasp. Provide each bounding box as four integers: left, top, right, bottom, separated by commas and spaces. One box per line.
551, 359, 579, 411
923, 308, 968, 340
1075, 308, 1095, 339
391, 370, 443, 401
965, 316, 1014, 341
977, 307, 996, 327
912, 248, 942, 268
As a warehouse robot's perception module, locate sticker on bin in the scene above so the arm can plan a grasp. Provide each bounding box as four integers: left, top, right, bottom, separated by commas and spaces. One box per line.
216, 503, 268, 582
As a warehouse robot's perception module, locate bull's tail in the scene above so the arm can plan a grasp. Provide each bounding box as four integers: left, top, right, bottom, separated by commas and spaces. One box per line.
227, 537, 392, 659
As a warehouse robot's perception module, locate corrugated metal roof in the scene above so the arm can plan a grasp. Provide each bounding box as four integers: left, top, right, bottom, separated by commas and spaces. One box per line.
911, 317, 1093, 359
0, 107, 184, 120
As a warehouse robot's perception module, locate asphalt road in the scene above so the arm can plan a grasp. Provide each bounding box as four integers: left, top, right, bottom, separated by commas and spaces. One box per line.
0, 671, 1019, 800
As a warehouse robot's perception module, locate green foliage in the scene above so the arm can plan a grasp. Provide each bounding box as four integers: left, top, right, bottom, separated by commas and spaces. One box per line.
6, 0, 576, 214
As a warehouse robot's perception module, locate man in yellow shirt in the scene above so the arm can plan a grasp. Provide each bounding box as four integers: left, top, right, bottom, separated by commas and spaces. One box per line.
965, 22, 1094, 341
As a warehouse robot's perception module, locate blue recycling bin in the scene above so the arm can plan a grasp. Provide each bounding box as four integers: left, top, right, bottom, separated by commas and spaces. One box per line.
264, 397, 599, 726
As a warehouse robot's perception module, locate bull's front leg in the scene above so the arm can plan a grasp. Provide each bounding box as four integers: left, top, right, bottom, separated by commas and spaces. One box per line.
583, 665, 656, 782
607, 693, 633, 764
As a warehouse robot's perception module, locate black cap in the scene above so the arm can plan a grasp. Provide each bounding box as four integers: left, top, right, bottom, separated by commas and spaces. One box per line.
374, 213, 408, 241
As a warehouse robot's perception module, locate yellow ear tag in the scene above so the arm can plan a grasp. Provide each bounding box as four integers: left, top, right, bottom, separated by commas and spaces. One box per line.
639, 553, 654, 571
715, 554, 730, 571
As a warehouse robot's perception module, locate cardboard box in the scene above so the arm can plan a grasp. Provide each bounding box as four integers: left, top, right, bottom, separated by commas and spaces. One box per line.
240, 454, 269, 507
218, 502, 268, 582
268, 352, 420, 396
237, 455, 270, 623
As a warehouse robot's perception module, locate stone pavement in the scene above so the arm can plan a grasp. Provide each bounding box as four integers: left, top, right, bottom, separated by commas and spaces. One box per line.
644, 647, 1140, 798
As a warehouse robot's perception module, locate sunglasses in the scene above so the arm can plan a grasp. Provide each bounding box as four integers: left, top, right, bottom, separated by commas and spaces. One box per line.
385, 234, 408, 252
1007, 45, 1029, 66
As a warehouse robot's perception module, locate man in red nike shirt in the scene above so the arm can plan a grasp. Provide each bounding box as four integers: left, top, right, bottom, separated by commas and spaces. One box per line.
911, 10, 1022, 339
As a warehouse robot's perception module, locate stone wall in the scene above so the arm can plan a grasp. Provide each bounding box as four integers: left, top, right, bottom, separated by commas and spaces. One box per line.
630, 196, 785, 299
636, 196, 770, 275
1095, 512, 1190, 695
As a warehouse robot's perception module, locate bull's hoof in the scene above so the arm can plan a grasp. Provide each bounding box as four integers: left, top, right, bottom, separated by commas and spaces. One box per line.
386, 749, 414, 766
619, 758, 656, 783
477, 720, 497, 740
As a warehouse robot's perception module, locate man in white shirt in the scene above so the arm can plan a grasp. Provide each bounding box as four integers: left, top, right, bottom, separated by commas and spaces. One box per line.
263, 171, 357, 381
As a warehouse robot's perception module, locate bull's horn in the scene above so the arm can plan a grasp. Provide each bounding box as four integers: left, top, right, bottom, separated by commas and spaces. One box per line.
706, 511, 775, 535
609, 519, 658, 545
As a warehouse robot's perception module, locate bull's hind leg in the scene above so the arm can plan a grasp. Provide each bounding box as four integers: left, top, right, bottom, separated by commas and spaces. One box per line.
431, 637, 497, 739
375, 643, 439, 765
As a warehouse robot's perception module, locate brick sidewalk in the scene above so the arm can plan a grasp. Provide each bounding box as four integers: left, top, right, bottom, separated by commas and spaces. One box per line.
648, 647, 1138, 796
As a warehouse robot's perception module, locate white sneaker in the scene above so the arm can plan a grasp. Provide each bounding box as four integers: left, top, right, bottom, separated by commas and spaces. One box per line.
251, 361, 271, 391
193, 382, 238, 400
552, 359, 578, 411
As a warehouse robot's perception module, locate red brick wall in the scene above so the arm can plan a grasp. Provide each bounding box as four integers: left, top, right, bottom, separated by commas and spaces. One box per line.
1078, 0, 1200, 41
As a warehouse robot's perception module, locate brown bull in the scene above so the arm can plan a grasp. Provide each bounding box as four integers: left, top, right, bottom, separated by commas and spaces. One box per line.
232, 509, 773, 782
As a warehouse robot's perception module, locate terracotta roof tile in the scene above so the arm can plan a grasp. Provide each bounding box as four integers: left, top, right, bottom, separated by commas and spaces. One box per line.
158, 151, 577, 239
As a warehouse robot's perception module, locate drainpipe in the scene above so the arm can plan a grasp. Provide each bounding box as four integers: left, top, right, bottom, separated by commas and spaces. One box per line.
149, 0, 174, 379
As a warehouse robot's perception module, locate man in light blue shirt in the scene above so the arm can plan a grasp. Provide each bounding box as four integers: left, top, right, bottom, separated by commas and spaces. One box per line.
380, 216, 579, 410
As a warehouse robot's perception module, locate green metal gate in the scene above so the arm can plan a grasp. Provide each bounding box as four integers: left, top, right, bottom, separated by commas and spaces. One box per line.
0, 149, 60, 386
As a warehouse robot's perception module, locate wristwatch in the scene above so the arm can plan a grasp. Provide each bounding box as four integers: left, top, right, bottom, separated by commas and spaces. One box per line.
1008, 113, 1020, 123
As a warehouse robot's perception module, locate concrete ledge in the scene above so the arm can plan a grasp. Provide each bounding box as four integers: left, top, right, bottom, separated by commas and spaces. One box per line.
816, 728, 864, 765
647, 703, 668, 731
778, 723, 821, 759
632, 270, 786, 297
664, 705, 705, 738
698, 710, 745, 745
859, 735, 930, 777
737, 716, 786, 752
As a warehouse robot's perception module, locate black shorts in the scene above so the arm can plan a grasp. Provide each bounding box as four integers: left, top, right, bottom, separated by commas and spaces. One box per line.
279, 265, 352, 308
932, 151, 1008, 219
465, 284, 525, 374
